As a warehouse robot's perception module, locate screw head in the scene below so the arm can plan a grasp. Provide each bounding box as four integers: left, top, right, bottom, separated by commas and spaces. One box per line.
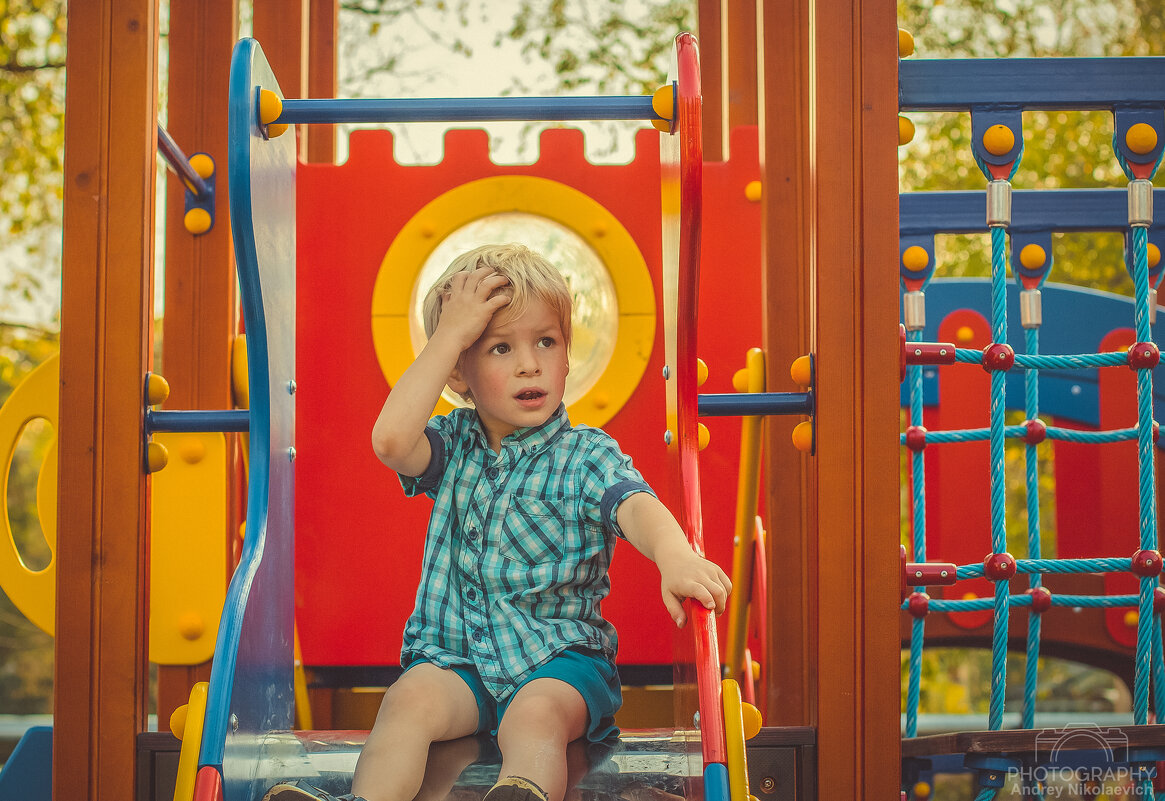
289, 447, 297, 462
761, 778, 776, 793
288, 379, 297, 394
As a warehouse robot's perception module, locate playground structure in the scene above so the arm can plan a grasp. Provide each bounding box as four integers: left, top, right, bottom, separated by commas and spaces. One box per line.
13, 2, 1165, 801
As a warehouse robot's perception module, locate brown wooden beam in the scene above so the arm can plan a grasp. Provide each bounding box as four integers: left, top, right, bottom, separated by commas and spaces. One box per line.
307, 0, 339, 164
697, 0, 724, 161
253, 0, 310, 159
810, 0, 900, 798
157, 0, 239, 724
724, 0, 759, 145
55, 1, 158, 799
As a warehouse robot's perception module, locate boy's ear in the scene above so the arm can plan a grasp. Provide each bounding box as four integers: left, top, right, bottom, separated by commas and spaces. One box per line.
447, 365, 470, 396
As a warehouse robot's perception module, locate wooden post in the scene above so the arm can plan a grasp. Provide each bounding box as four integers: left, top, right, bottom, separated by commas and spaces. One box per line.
307, 0, 339, 164
724, 0, 759, 149
157, 0, 239, 724
253, 0, 310, 160
757, 0, 813, 727
808, 0, 900, 798
55, 1, 158, 799
696, 0, 724, 161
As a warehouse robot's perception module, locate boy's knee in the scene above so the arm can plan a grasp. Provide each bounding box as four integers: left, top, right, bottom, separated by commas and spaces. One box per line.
501, 683, 586, 741
379, 674, 469, 734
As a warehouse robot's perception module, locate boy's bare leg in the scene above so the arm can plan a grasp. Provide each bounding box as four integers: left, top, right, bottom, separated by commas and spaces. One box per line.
412, 736, 484, 801
353, 664, 480, 801
495, 679, 589, 801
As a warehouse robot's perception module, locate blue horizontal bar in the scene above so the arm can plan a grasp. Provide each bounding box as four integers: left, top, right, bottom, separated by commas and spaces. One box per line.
146, 409, 250, 433
900, 188, 1165, 235
900, 58, 1165, 111
277, 96, 660, 124
697, 392, 814, 417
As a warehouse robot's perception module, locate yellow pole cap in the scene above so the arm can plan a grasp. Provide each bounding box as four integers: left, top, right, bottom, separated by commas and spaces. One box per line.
698, 423, 710, 451
744, 180, 762, 203
1125, 610, 1139, 627
750, 660, 761, 680
697, 358, 708, 387
956, 326, 975, 344
652, 85, 675, 122
146, 372, 171, 406
732, 368, 749, 393
1149, 243, 1161, 269
184, 207, 212, 235
898, 28, 915, 57
790, 355, 812, 387
267, 122, 289, 139
741, 702, 763, 739
1126, 122, 1158, 156
792, 421, 813, 452
188, 153, 215, 179
147, 440, 169, 473
169, 703, 189, 739
901, 245, 929, 272
1019, 243, 1047, 270
259, 89, 283, 125
913, 781, 932, 799
982, 124, 1016, 156
898, 115, 915, 146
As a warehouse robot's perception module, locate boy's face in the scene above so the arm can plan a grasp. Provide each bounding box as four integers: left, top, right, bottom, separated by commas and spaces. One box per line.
449, 295, 570, 451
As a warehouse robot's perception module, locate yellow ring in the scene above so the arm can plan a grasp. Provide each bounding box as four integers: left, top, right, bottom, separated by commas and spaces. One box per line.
371, 176, 656, 428
0, 353, 59, 636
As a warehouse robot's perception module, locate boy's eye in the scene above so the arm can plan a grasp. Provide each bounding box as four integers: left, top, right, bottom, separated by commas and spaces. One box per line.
490, 343, 510, 355
537, 337, 556, 348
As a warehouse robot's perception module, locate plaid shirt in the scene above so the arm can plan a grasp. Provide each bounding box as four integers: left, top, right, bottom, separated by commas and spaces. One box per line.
398, 404, 653, 701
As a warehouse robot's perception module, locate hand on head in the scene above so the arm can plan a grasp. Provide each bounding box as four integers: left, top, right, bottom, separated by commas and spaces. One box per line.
437, 266, 512, 351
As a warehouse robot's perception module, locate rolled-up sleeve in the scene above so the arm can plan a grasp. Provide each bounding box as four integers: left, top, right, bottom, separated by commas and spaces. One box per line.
398, 425, 448, 498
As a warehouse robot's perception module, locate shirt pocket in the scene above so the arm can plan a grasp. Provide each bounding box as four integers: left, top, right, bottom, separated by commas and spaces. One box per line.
500, 494, 567, 564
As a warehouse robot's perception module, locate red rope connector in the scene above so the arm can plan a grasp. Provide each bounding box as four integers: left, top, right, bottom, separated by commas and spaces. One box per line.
904, 341, 959, 367
900, 545, 958, 601
981, 343, 1015, 372
1023, 419, 1047, 445
904, 425, 928, 452
1128, 341, 1161, 370
907, 591, 930, 619
1027, 586, 1052, 614
983, 552, 1017, 580
1131, 549, 1163, 578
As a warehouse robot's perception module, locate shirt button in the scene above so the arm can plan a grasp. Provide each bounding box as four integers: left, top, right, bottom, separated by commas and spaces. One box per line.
487, 467, 499, 480
466, 588, 477, 601
473, 629, 485, 642
467, 528, 478, 540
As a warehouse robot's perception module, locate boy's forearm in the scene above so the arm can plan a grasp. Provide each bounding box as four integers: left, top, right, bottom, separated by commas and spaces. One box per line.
617, 492, 693, 565
371, 331, 463, 462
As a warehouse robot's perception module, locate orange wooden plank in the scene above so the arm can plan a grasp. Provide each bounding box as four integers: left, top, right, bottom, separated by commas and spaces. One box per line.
757, 0, 813, 727
56, 2, 158, 800
725, 0, 758, 147
253, 0, 310, 159
696, 0, 724, 161
811, 0, 900, 797
307, 0, 338, 164
157, 0, 239, 723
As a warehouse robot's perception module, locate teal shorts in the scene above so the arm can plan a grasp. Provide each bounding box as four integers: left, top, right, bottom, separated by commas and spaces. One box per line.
407, 648, 622, 743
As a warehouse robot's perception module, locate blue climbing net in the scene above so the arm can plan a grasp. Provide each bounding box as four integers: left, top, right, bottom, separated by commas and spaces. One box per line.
900, 139, 1165, 800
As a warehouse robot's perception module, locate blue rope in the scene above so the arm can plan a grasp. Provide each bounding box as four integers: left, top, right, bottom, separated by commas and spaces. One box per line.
952, 349, 1128, 369
913, 593, 1145, 612
907, 616, 923, 738
900, 425, 1145, 446
973, 786, 999, 801
987, 219, 1010, 732
1023, 326, 1042, 729
907, 328, 926, 740
957, 557, 1132, 579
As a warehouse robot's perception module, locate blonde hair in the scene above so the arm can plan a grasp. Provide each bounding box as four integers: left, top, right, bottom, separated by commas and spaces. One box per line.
422, 243, 573, 350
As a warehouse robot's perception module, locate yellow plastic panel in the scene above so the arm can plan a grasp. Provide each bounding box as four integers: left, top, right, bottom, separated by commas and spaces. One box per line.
149, 432, 227, 664
0, 353, 59, 635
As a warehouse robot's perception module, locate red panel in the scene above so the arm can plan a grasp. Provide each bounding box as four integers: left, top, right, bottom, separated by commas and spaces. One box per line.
929, 309, 992, 630
294, 124, 762, 667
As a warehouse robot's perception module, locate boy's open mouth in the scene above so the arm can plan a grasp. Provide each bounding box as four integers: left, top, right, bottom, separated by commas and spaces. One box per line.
516, 389, 545, 401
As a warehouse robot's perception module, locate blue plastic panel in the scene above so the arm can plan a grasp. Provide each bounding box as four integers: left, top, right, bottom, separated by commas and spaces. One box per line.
899, 278, 1165, 427
0, 726, 52, 801
198, 38, 297, 801
901, 189, 1165, 236
899, 58, 1165, 111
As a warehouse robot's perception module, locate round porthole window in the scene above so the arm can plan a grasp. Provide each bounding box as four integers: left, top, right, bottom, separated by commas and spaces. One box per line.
371, 175, 655, 427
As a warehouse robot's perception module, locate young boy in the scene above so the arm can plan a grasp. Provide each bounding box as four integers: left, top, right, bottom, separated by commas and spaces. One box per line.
266, 244, 730, 801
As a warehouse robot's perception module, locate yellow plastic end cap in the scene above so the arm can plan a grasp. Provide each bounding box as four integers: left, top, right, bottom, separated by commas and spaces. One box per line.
982, 124, 1016, 157
901, 245, 929, 272
697, 423, 710, 451
146, 372, 170, 406
898, 29, 915, 57
652, 85, 674, 122
184, 208, 212, 235
1127, 123, 1158, 156
1125, 610, 1139, 627
1149, 243, 1161, 269
741, 702, 763, 739
696, 358, 708, 387
898, 116, 915, 146
790, 355, 812, 387
732, 368, 749, 393
169, 703, 189, 739
792, 421, 812, 452
750, 660, 761, 680
1019, 243, 1047, 270
187, 153, 215, 179
147, 441, 169, 473
955, 326, 975, 344
744, 180, 762, 203
913, 781, 932, 799
266, 122, 289, 139
258, 89, 283, 125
